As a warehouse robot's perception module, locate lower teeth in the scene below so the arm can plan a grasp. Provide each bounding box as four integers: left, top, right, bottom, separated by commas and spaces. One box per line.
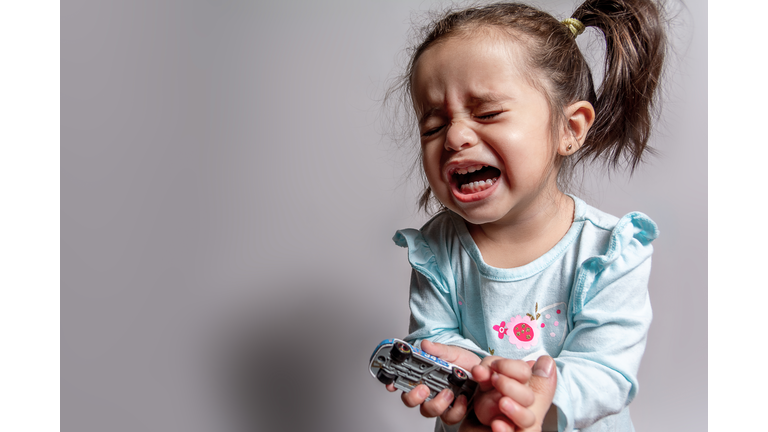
460, 178, 496, 193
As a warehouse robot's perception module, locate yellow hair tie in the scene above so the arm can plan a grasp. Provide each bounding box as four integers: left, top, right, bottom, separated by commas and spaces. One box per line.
561, 18, 585, 37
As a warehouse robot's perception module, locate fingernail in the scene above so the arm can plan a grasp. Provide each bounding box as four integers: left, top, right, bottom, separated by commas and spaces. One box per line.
533, 356, 555, 378
420, 386, 430, 398
442, 389, 454, 402
500, 398, 514, 413
491, 372, 499, 384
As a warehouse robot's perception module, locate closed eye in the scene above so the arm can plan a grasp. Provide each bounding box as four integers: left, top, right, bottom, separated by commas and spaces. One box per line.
421, 125, 445, 137
476, 112, 502, 120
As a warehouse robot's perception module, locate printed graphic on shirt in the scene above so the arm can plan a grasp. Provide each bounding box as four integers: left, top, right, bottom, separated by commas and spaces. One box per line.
538, 302, 567, 347
506, 314, 540, 349
490, 301, 568, 351
492, 321, 509, 339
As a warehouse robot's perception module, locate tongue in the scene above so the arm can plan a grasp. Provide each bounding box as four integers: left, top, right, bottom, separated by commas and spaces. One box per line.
463, 166, 500, 184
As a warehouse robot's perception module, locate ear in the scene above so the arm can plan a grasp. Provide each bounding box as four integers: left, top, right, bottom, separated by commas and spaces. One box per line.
558, 101, 595, 156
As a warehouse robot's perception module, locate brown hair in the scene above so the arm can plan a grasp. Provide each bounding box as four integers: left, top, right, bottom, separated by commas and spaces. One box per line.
387, 0, 666, 213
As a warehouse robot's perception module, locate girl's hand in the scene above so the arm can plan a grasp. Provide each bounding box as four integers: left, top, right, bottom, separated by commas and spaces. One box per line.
471, 356, 558, 432
385, 340, 481, 425
471, 356, 534, 430
515, 356, 557, 432
458, 409, 492, 432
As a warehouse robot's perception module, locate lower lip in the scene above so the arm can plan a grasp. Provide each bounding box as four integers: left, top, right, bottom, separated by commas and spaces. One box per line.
451, 179, 500, 203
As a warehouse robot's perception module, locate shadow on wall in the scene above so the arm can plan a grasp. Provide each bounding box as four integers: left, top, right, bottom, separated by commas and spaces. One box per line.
219, 283, 351, 432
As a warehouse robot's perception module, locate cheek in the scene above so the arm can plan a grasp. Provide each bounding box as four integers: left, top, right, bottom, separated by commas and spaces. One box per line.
421, 145, 443, 182
515, 129, 556, 164
422, 162, 443, 193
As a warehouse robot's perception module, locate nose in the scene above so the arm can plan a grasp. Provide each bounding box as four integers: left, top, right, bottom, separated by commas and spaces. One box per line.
444, 120, 479, 151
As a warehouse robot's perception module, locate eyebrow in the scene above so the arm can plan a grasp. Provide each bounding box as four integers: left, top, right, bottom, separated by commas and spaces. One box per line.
469, 91, 508, 104
417, 107, 439, 126
417, 91, 510, 126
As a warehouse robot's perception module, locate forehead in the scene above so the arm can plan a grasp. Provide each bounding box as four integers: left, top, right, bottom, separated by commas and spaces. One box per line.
411, 31, 534, 109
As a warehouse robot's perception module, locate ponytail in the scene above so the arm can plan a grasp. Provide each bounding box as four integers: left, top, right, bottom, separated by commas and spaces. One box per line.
573, 0, 666, 170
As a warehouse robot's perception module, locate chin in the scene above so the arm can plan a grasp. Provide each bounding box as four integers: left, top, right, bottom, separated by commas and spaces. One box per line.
449, 203, 505, 226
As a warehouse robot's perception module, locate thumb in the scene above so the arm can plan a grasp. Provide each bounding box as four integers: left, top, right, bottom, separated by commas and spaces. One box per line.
523, 356, 558, 431
420, 340, 480, 370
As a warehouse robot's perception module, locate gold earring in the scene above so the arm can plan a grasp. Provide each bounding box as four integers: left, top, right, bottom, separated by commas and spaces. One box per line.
567, 144, 573, 151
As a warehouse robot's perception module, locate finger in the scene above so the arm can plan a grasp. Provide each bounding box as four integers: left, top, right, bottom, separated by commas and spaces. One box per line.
480, 355, 503, 367
471, 364, 495, 391
491, 372, 535, 407
419, 389, 454, 418
490, 416, 516, 432
420, 340, 455, 360
421, 340, 482, 370
520, 356, 558, 432
531, 356, 556, 382
401, 384, 430, 408
386, 383, 396, 392
473, 389, 503, 426
473, 356, 503, 392
490, 358, 533, 383
440, 394, 468, 425
498, 396, 536, 429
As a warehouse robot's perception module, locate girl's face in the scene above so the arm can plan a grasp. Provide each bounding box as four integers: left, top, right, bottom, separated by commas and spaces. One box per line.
411, 33, 562, 226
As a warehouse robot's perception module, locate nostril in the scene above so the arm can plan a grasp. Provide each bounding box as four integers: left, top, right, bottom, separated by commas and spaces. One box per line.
445, 125, 479, 150
444, 135, 478, 151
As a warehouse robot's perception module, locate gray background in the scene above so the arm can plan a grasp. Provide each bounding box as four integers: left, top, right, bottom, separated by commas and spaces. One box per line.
62, 1, 706, 431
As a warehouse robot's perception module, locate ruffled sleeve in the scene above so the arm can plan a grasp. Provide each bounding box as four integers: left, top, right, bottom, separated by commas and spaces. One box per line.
571, 212, 659, 315
553, 212, 658, 432
393, 228, 484, 354
393, 229, 449, 295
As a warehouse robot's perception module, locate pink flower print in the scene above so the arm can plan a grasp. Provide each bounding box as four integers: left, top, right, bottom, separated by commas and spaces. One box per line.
492, 321, 509, 339
507, 315, 540, 350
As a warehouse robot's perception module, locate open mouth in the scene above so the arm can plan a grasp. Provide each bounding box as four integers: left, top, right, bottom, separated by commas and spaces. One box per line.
451, 164, 501, 194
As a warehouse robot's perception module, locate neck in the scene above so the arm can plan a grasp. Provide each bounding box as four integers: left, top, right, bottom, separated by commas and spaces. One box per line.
466, 190, 574, 268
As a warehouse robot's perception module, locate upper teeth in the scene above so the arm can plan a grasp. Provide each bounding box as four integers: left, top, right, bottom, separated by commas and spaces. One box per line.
454, 164, 486, 175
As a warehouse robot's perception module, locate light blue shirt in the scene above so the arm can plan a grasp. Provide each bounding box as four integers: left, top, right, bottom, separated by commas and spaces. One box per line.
393, 196, 657, 432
